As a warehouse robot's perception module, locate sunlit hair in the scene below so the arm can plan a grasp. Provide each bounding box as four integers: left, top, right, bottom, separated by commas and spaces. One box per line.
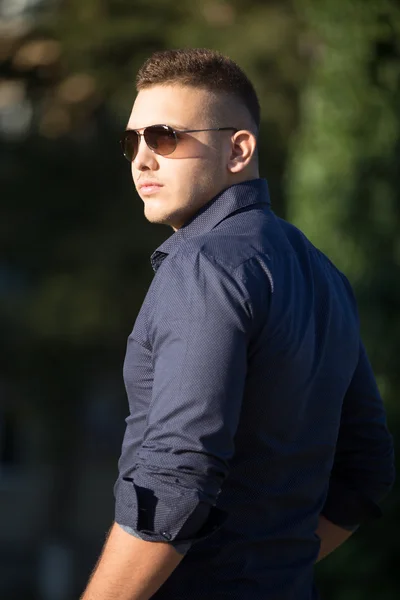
136, 48, 261, 132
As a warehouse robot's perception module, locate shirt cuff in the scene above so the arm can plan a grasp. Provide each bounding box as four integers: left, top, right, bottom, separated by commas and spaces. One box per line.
321, 478, 382, 528
115, 476, 228, 548
116, 522, 192, 555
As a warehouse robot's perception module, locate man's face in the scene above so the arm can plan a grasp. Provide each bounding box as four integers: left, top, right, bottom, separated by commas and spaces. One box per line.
127, 85, 235, 230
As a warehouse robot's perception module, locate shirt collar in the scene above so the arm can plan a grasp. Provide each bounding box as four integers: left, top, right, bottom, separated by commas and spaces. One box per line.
150, 178, 270, 272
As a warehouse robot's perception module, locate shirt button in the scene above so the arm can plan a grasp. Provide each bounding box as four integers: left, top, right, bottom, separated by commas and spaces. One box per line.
161, 532, 172, 540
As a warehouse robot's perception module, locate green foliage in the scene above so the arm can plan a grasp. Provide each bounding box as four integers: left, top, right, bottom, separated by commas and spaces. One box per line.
288, 0, 400, 396
287, 1, 400, 597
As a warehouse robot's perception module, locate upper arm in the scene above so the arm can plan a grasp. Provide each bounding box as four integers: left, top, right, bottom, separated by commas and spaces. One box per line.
141, 249, 253, 485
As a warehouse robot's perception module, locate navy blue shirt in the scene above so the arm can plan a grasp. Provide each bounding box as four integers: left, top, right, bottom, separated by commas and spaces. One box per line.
114, 179, 394, 599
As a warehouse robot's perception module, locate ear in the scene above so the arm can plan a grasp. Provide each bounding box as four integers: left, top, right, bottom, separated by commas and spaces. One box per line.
227, 130, 257, 174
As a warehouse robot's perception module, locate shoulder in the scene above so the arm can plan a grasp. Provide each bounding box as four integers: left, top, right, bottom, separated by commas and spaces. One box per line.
168, 228, 269, 281
159, 232, 273, 316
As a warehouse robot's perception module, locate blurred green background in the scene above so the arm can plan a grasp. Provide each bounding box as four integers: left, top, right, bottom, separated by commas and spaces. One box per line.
0, 1, 398, 598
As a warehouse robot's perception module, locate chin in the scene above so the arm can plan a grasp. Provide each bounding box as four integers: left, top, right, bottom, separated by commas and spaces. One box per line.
144, 202, 189, 229
144, 207, 172, 226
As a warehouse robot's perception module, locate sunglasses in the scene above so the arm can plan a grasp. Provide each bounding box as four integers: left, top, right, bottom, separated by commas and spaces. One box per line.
120, 124, 238, 162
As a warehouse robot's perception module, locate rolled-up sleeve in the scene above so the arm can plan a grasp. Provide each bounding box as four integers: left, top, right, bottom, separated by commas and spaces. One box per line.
321, 341, 395, 529
115, 247, 255, 551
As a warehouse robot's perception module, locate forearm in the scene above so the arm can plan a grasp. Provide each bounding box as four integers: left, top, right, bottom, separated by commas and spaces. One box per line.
80, 522, 184, 600
315, 514, 354, 562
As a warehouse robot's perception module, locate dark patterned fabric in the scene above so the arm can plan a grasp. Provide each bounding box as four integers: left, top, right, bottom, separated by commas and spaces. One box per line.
114, 179, 395, 599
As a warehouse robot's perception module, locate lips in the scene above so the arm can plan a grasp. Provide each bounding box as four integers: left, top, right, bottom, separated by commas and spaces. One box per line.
138, 180, 163, 190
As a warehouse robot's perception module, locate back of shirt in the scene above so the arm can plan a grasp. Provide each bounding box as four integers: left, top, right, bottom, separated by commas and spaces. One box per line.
152, 205, 393, 600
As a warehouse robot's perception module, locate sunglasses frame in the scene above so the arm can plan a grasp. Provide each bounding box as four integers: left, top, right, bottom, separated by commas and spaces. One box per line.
120, 124, 238, 162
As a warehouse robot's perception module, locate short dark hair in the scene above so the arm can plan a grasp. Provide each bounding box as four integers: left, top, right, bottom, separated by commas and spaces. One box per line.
136, 48, 260, 131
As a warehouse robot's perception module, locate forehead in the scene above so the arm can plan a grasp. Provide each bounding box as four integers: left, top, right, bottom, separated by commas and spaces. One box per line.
127, 84, 218, 129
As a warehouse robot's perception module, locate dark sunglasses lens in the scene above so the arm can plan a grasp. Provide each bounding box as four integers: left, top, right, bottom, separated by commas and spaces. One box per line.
144, 125, 176, 156
121, 131, 139, 161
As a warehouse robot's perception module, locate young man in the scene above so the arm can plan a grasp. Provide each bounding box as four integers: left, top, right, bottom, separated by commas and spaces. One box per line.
81, 49, 395, 600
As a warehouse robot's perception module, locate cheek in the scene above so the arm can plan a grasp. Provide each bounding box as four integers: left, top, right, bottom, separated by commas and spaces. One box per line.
162, 161, 201, 192
160, 149, 226, 201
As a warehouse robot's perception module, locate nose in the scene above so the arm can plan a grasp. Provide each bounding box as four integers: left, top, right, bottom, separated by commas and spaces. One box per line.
132, 134, 159, 172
